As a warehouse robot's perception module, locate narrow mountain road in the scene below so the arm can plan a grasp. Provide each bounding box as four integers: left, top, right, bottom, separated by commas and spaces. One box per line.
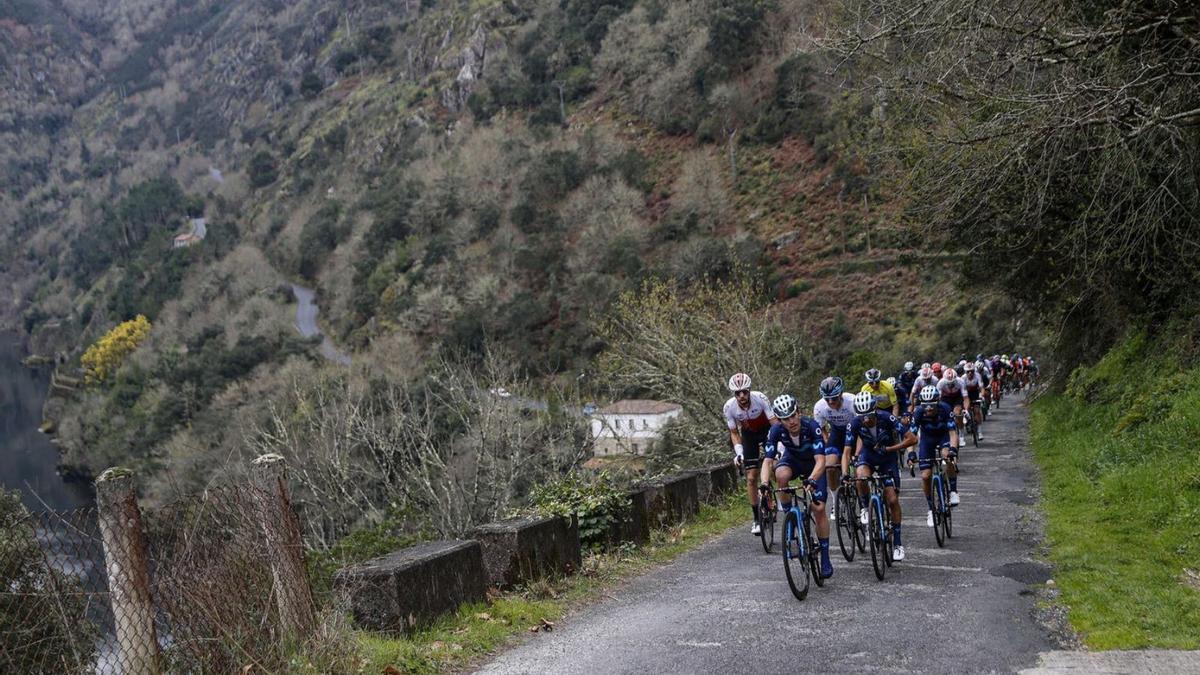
479, 398, 1059, 674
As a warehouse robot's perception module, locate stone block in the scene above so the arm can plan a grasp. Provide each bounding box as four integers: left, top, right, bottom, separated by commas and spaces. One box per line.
472, 515, 582, 588
631, 473, 700, 530
334, 540, 485, 633
705, 461, 738, 498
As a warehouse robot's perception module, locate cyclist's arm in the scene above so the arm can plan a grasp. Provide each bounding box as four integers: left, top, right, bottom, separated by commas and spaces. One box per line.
808, 453, 826, 484
759, 456, 774, 485
728, 427, 743, 459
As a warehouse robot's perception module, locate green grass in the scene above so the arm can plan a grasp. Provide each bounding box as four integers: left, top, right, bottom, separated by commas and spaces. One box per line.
1030, 335, 1200, 649
346, 494, 747, 673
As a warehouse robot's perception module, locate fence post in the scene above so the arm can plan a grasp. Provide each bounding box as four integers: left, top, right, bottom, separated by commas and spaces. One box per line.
251, 453, 316, 642
95, 468, 161, 675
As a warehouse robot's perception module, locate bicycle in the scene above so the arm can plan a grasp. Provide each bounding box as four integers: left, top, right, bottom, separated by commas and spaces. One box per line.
776, 484, 824, 600
835, 475, 864, 561
963, 407, 979, 447
757, 484, 776, 554
857, 473, 896, 581
909, 448, 953, 547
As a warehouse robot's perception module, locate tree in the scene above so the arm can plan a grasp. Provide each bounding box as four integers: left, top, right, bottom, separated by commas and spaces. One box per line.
299, 71, 323, 98
823, 0, 1200, 365
597, 275, 810, 470
247, 151, 278, 188
81, 315, 152, 384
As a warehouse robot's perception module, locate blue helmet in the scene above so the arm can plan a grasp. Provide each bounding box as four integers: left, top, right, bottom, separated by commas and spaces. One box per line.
819, 376, 844, 399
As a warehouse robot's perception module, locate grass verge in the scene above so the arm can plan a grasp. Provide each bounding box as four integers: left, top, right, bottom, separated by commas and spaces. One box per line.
1029, 332, 1200, 649
344, 493, 746, 673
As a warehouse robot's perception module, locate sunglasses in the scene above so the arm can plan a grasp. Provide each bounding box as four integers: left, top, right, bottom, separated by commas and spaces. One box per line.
734, 389, 750, 396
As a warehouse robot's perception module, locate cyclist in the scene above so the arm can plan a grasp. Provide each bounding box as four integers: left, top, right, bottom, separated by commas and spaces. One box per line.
844, 391, 917, 562
908, 365, 939, 413
896, 361, 918, 413
723, 373, 777, 535
931, 362, 944, 381
938, 367, 968, 447
861, 368, 900, 416
762, 394, 832, 578
813, 376, 855, 521
962, 362, 986, 440
908, 385, 961, 524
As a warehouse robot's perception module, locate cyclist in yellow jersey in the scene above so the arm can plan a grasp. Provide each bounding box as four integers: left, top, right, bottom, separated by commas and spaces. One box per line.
861, 369, 899, 416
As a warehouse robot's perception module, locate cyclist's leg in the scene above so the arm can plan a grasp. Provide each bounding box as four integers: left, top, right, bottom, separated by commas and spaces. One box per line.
880, 461, 903, 549
917, 436, 937, 512
942, 444, 959, 495
810, 472, 830, 538
774, 464, 794, 512
743, 430, 764, 520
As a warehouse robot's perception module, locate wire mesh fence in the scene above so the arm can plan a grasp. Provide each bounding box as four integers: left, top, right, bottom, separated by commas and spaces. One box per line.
0, 469, 318, 674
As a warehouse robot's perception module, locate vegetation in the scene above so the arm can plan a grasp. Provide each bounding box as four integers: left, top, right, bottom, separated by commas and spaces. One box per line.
1029, 326, 1200, 648
0, 490, 96, 671
81, 315, 152, 384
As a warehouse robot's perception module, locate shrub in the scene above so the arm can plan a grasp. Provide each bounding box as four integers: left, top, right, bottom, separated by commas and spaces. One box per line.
529, 474, 631, 550
247, 151, 278, 188
81, 315, 152, 384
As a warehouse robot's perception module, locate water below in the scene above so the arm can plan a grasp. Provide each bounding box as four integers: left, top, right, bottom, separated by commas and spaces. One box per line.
0, 333, 93, 511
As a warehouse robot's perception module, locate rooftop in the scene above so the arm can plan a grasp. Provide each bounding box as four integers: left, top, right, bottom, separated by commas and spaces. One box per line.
596, 399, 682, 415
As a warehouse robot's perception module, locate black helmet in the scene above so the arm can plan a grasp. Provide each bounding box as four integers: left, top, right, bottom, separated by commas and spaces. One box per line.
819, 376, 845, 398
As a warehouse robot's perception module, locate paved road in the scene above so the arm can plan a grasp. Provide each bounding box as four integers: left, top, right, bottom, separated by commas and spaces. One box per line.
480, 398, 1059, 674
291, 284, 352, 366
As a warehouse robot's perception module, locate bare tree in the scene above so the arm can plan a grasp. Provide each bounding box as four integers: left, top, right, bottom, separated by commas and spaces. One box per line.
820, 0, 1200, 356
251, 349, 590, 545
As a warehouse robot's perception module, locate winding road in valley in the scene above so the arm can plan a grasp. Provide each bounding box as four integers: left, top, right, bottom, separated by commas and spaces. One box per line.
291, 284, 351, 366
479, 399, 1066, 674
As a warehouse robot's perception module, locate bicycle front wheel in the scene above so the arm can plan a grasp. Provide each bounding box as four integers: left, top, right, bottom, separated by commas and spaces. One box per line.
759, 498, 775, 554
868, 498, 886, 581
782, 511, 810, 600
806, 513, 825, 588
835, 491, 856, 562
932, 474, 946, 548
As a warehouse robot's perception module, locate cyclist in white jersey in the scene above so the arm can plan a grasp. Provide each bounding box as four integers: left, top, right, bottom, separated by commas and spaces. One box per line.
908, 366, 939, 413
813, 376, 855, 521
723, 373, 777, 535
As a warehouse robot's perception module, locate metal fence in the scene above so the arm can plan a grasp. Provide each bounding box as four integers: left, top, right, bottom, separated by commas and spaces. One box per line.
0, 456, 315, 674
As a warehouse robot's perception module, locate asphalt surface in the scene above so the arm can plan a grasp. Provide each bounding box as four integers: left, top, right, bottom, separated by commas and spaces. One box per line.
290, 284, 352, 365
479, 396, 1058, 674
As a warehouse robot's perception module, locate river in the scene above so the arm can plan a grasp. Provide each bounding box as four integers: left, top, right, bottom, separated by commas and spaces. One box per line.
0, 333, 93, 511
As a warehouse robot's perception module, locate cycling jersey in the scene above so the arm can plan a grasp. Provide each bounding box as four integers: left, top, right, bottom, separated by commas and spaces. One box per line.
860, 381, 898, 411
767, 420, 829, 502
896, 370, 917, 409
847, 411, 907, 484
813, 394, 855, 458
938, 377, 967, 406
909, 375, 939, 402
963, 372, 986, 399
723, 392, 773, 433
913, 402, 957, 442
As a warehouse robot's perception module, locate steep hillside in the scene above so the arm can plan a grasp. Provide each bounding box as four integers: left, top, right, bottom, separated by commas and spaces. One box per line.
1, 0, 1013, 495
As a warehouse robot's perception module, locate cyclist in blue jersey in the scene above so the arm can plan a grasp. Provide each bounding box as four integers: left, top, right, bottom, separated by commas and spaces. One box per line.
761, 394, 833, 578
908, 386, 962, 527
896, 361, 918, 412
844, 391, 917, 562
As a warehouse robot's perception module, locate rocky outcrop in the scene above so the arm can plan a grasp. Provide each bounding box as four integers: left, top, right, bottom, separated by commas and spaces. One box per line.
441, 23, 487, 112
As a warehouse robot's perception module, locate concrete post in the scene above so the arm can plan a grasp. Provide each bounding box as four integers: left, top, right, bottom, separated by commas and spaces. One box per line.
251, 453, 316, 641
95, 468, 161, 675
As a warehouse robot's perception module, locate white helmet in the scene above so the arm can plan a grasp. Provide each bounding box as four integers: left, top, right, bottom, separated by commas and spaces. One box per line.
865, 368, 882, 384
904, 361, 915, 372
772, 394, 798, 419
853, 390, 876, 415
964, 361, 975, 372
944, 368, 957, 379
921, 362, 930, 370
886, 377, 897, 386
728, 373, 751, 392
919, 385, 939, 403
920, 366, 933, 379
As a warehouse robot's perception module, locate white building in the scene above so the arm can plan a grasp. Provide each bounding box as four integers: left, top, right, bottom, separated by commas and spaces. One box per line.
590, 400, 682, 456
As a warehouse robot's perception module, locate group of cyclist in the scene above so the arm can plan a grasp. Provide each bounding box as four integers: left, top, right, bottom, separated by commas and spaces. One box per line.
723, 353, 1038, 585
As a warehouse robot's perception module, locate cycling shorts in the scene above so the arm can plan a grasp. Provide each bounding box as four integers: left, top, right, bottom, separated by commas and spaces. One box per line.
740, 428, 768, 470
966, 388, 982, 404
824, 427, 848, 460
942, 393, 964, 409
775, 471, 828, 505
855, 450, 900, 488
917, 436, 953, 470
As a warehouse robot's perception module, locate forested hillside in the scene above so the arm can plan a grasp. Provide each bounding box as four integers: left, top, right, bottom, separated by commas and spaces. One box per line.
3, 0, 1026, 500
